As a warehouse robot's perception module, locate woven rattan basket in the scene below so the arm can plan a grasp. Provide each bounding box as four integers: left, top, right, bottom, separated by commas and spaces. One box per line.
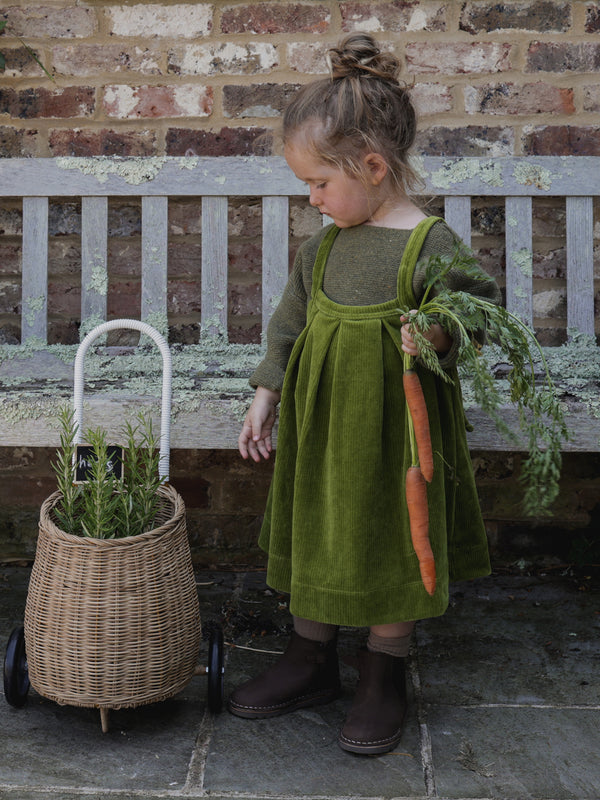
24, 483, 201, 729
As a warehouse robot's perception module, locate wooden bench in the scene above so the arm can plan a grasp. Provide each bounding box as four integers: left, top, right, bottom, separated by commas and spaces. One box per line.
0, 155, 598, 452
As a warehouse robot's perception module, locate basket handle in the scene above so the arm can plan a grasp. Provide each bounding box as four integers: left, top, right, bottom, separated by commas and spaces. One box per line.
73, 319, 172, 481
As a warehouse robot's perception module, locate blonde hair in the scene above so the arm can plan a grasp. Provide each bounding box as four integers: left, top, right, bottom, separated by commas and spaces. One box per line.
283, 34, 421, 196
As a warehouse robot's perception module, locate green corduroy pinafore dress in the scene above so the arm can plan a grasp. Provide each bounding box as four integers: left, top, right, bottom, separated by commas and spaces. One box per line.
259, 216, 491, 626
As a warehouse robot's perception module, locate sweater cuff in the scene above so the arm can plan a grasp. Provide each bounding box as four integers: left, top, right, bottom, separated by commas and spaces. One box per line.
249, 361, 285, 392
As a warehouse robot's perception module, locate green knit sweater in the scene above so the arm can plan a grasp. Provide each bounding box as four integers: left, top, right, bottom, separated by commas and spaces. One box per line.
251, 220, 502, 391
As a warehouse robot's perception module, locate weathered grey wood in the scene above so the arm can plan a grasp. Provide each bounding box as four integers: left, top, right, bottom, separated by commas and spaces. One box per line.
444, 196, 471, 245
21, 197, 49, 343
566, 196, 595, 337
1, 155, 599, 452
201, 196, 228, 337
141, 196, 169, 328
262, 196, 289, 334
2, 156, 600, 198
81, 196, 108, 325
0, 394, 596, 452
504, 196, 533, 327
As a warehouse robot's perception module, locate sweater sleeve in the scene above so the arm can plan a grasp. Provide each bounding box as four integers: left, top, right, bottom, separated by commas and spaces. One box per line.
412, 221, 502, 371
248, 230, 325, 390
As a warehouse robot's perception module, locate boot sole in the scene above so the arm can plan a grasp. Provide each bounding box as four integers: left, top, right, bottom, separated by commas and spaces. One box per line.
338, 728, 404, 756
228, 688, 340, 719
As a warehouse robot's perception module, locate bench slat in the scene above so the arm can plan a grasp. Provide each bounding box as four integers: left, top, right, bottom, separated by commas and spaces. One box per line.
81, 196, 108, 327
141, 196, 169, 329
201, 195, 228, 337
566, 196, 595, 337
262, 196, 289, 335
2, 156, 600, 197
21, 197, 49, 343
444, 196, 471, 245
505, 196, 533, 327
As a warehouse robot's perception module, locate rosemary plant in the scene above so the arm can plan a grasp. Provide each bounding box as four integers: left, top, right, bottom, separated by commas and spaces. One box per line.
400, 240, 569, 517
51, 408, 166, 539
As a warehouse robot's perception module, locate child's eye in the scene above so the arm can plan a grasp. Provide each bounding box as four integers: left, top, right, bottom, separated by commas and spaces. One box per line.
316, 182, 327, 189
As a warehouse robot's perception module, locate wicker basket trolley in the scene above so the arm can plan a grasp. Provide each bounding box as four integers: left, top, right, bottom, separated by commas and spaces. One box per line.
3, 320, 224, 732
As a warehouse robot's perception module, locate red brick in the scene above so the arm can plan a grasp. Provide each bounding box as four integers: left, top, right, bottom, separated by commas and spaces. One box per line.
168, 42, 278, 76
586, 4, 600, 33
340, 2, 447, 32
1, 6, 96, 38
0, 278, 19, 312
0, 125, 38, 156
409, 83, 453, 116
460, 1, 571, 33
0, 46, 47, 77
523, 125, 600, 155
168, 280, 201, 314
167, 241, 202, 276
165, 126, 270, 156
221, 3, 330, 34
223, 83, 299, 118
286, 41, 330, 74
228, 240, 262, 274
107, 280, 141, 318
583, 86, 600, 113
169, 202, 203, 236
229, 282, 261, 317
0, 86, 95, 119
103, 84, 212, 119
106, 4, 212, 38
527, 42, 600, 73
406, 42, 512, 75
49, 128, 157, 156
47, 280, 80, 316
52, 44, 162, 77
464, 82, 574, 115
415, 125, 515, 156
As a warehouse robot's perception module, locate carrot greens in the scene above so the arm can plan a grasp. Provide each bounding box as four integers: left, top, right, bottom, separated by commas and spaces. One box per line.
399, 239, 569, 517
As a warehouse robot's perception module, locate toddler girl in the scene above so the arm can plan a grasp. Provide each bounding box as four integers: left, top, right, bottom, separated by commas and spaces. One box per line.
229, 32, 501, 756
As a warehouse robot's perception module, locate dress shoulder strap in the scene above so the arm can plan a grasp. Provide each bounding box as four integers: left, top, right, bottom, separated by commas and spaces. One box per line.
396, 216, 443, 308
310, 224, 340, 299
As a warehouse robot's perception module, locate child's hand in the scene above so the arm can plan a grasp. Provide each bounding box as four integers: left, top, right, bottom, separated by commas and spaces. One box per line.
401, 311, 452, 356
238, 386, 282, 462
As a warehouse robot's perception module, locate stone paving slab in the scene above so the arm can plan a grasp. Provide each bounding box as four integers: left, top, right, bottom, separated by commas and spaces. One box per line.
426, 706, 600, 799
1, 565, 599, 800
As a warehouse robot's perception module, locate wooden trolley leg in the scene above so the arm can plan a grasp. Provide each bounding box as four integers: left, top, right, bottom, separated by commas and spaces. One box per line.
100, 708, 110, 733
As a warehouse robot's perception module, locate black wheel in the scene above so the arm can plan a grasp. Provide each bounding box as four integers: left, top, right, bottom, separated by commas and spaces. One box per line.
4, 626, 30, 708
207, 626, 224, 713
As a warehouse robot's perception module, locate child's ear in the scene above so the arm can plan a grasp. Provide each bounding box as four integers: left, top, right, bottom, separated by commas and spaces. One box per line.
363, 153, 388, 186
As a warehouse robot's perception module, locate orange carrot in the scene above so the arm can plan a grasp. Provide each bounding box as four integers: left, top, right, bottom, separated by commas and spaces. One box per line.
405, 465, 436, 596
403, 369, 434, 483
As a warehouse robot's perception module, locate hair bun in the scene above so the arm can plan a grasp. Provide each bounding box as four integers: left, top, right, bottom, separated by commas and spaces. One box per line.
327, 33, 400, 82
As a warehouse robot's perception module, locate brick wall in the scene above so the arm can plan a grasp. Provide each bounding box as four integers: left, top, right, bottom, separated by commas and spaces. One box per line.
1, 2, 599, 563
2, 2, 600, 344
2, 2, 600, 159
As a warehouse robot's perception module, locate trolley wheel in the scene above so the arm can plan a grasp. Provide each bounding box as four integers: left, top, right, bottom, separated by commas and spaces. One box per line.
4, 626, 30, 708
206, 626, 224, 713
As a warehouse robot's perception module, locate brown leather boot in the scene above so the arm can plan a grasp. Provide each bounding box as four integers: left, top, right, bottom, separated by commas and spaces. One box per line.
228, 631, 341, 719
338, 648, 407, 755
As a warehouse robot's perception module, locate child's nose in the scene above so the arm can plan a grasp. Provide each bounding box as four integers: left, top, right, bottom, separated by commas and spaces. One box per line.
309, 187, 321, 207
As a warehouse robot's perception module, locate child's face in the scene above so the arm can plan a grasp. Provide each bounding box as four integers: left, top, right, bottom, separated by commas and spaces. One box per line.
284, 141, 380, 229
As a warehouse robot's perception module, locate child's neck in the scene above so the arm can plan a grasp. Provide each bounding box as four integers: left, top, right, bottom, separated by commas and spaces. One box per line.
365, 195, 427, 230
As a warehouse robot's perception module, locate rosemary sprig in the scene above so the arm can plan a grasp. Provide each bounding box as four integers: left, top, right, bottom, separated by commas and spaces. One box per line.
51, 408, 166, 539
400, 240, 569, 517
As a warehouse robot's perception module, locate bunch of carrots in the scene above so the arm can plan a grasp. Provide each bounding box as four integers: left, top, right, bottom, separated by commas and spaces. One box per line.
401, 240, 569, 597
403, 358, 436, 596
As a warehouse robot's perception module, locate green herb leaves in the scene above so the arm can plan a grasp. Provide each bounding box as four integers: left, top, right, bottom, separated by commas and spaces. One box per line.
51, 407, 165, 539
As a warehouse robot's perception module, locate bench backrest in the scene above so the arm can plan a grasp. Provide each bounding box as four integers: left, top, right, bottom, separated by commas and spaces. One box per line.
0, 155, 597, 344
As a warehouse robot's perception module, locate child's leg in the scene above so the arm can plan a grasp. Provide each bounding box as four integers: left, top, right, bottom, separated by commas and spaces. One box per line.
338, 622, 414, 755
228, 616, 340, 719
